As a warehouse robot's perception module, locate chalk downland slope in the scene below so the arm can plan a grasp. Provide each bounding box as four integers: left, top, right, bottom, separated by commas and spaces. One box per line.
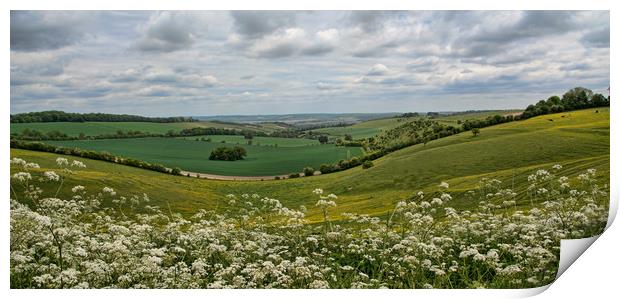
10, 108, 609, 221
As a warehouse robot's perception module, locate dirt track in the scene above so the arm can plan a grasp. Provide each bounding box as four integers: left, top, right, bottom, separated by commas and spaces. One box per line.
179, 170, 321, 181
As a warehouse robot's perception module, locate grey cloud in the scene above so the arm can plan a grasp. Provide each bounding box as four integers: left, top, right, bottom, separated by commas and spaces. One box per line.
560, 63, 592, 71
11, 11, 89, 51
255, 43, 297, 59
301, 44, 334, 56
135, 12, 200, 53
316, 82, 341, 90
580, 26, 609, 48
230, 11, 296, 39
474, 11, 577, 44
348, 11, 402, 33
456, 11, 581, 59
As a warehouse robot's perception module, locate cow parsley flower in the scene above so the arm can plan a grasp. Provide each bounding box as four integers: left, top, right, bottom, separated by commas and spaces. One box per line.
71, 185, 85, 193
102, 187, 116, 196
12, 172, 32, 182
71, 160, 87, 168
25, 162, 40, 169
56, 157, 69, 167
43, 171, 60, 182
439, 182, 449, 189
315, 199, 336, 209
10, 158, 26, 166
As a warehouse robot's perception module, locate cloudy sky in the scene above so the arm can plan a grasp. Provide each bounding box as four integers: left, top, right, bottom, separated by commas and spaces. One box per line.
10, 11, 609, 116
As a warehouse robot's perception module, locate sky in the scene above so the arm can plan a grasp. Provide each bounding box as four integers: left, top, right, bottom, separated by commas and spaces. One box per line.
10, 10, 610, 116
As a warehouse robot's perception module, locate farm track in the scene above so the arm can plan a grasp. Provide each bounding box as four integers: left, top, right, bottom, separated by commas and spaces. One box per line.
179, 170, 321, 181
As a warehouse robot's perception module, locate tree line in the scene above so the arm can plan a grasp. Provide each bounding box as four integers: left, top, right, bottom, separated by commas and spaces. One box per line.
10, 110, 196, 123
12, 127, 275, 141
10, 140, 182, 176
461, 87, 609, 130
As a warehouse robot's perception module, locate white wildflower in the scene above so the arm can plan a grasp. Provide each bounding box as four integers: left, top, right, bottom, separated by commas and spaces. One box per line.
102, 187, 116, 196
56, 157, 69, 167
12, 172, 32, 182
71, 160, 87, 168
43, 171, 60, 182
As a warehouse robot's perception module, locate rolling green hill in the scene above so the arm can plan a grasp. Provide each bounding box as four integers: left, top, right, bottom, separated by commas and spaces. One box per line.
312, 117, 410, 139
313, 110, 522, 139
10, 108, 609, 221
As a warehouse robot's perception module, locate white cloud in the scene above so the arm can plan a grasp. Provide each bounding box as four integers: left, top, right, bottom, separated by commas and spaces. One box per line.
366, 64, 390, 76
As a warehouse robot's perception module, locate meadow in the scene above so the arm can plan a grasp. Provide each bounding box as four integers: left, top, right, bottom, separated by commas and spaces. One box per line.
10, 108, 609, 221
9, 146, 609, 289
43, 138, 363, 176
10, 120, 287, 137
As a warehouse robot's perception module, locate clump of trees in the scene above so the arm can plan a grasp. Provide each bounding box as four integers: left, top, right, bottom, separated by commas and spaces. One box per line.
522, 87, 609, 119
399, 112, 420, 118
208, 146, 247, 161
10, 110, 195, 123
303, 167, 315, 176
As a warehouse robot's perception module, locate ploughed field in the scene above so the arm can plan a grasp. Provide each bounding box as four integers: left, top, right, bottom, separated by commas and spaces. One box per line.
44, 137, 364, 176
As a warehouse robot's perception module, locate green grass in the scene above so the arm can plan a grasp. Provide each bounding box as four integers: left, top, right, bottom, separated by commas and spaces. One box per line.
10, 121, 284, 137
176, 135, 319, 147
11, 108, 609, 221
43, 138, 363, 176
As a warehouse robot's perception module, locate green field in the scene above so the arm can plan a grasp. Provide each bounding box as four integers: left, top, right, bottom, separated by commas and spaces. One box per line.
44, 138, 363, 176
11, 108, 609, 221
176, 135, 319, 147
10, 120, 287, 137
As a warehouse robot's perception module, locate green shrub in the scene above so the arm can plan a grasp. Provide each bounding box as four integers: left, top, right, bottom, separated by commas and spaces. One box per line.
362, 160, 374, 169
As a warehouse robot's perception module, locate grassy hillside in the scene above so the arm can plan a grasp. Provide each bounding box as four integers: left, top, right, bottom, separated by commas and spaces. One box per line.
44, 138, 363, 176
314, 110, 522, 139
10, 120, 286, 137
11, 108, 609, 221
312, 117, 409, 139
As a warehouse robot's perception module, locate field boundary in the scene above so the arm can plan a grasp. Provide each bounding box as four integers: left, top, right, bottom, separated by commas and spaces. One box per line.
180, 170, 321, 181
